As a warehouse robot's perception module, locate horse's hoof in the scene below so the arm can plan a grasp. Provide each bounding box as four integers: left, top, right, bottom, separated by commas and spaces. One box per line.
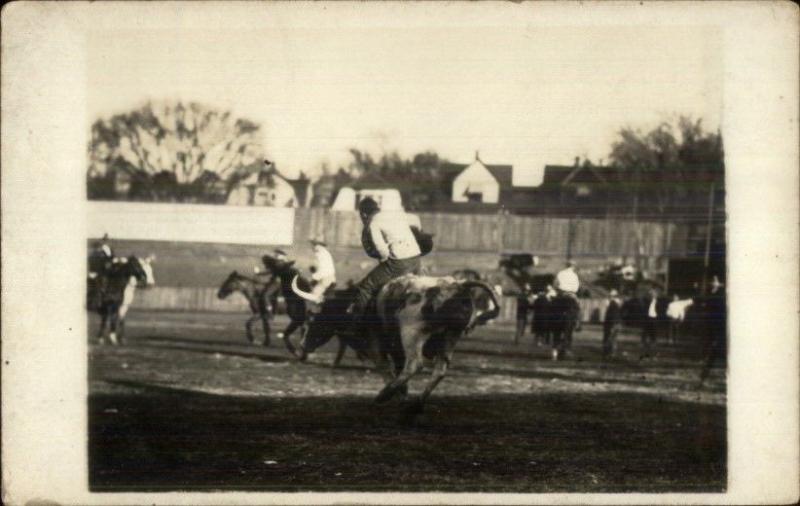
374, 388, 395, 404
404, 400, 424, 416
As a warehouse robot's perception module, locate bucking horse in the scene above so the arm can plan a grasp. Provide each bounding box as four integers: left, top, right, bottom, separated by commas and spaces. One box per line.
291, 274, 500, 414
91, 255, 155, 345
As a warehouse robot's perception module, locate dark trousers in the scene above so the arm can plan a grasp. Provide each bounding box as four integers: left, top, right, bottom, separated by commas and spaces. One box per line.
353, 256, 421, 312
641, 318, 659, 356
515, 313, 528, 343
603, 323, 620, 357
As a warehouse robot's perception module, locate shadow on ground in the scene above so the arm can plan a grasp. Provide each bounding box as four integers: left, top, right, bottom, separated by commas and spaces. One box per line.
90, 380, 725, 493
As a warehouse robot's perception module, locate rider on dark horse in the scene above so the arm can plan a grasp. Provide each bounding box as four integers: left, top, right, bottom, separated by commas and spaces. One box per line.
88, 233, 115, 310
551, 260, 583, 358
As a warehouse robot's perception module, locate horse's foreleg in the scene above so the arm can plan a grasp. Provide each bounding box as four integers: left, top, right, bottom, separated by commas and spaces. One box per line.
108, 308, 119, 346
412, 352, 451, 414
281, 320, 304, 356
97, 310, 108, 341
245, 314, 259, 344
375, 333, 425, 404
260, 313, 271, 347
117, 318, 126, 345
332, 337, 347, 368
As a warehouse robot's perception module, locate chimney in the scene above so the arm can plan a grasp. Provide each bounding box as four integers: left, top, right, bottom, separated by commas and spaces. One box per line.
574, 156, 580, 167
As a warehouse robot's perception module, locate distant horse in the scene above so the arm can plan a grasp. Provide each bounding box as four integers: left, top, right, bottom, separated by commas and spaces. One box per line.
548, 294, 580, 360
531, 293, 556, 346
217, 271, 278, 346
94, 256, 155, 345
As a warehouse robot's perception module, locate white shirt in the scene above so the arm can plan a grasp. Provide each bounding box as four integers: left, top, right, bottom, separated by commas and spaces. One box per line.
311, 246, 336, 281
369, 211, 422, 261
648, 298, 658, 318
667, 299, 693, 321
555, 268, 580, 293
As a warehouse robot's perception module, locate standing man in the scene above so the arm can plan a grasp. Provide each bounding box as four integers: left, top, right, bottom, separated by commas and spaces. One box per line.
699, 275, 726, 384
603, 289, 624, 359
307, 237, 336, 303
349, 197, 422, 317
514, 283, 534, 345
554, 260, 580, 298
640, 286, 667, 360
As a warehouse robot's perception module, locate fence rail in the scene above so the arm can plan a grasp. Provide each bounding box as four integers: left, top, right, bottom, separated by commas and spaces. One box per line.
296, 208, 688, 258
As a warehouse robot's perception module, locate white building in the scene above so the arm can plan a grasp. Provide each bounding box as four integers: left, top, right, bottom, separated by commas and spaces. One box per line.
449, 153, 513, 204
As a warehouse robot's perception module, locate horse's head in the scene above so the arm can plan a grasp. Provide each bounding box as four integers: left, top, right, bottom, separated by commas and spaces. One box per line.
218, 270, 243, 299
262, 254, 297, 278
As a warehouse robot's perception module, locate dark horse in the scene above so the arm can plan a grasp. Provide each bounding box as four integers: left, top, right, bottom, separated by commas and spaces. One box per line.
92, 256, 153, 345
217, 271, 278, 346
547, 294, 581, 360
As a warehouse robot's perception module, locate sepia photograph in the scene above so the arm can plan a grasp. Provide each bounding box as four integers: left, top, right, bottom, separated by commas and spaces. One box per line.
2, 1, 798, 504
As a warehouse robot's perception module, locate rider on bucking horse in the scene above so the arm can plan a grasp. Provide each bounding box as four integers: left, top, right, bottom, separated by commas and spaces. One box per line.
347, 197, 424, 320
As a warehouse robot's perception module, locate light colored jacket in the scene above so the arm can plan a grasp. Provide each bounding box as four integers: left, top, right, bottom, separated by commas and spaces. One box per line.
555, 267, 580, 293
312, 246, 336, 282
369, 211, 421, 261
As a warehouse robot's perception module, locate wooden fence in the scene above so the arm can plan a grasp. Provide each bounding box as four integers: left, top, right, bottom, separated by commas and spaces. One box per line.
296, 208, 688, 258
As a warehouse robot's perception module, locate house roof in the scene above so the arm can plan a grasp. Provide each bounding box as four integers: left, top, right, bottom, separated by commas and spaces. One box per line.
440, 160, 514, 190
485, 164, 513, 189
541, 164, 614, 187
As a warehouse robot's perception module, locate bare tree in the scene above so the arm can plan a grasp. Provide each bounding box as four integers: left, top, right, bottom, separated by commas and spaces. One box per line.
88, 101, 265, 191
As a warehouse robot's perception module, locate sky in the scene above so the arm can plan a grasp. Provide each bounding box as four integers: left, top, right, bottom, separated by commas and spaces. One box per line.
88, 23, 722, 186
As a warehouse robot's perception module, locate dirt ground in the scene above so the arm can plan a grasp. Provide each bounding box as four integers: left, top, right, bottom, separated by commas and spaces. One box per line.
89, 310, 726, 492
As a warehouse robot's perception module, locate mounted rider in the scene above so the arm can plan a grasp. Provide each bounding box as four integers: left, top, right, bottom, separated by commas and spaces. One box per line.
554, 260, 580, 299
348, 197, 423, 318
88, 233, 115, 310
554, 259, 582, 330
307, 237, 337, 303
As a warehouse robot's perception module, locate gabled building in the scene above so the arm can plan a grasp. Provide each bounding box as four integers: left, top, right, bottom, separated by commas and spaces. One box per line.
533, 158, 621, 218
226, 162, 310, 207
331, 172, 405, 211
442, 153, 514, 205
